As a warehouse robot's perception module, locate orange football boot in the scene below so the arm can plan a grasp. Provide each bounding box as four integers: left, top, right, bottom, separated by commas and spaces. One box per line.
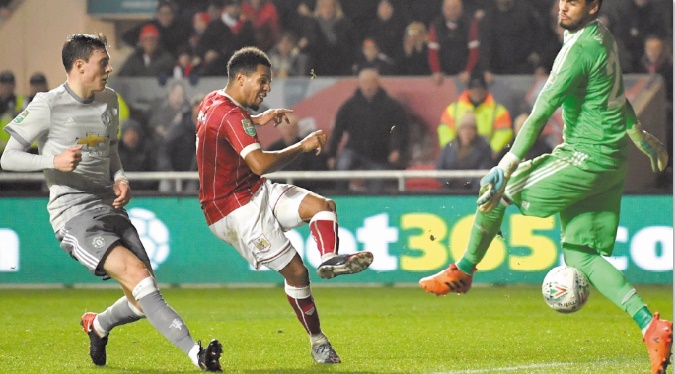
643, 312, 673, 374
419, 264, 474, 295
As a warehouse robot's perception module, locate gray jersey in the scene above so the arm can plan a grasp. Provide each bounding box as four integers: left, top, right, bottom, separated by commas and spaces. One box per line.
4, 83, 122, 231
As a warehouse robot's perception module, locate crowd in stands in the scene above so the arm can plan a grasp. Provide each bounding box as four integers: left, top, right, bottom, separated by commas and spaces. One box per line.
0, 0, 672, 193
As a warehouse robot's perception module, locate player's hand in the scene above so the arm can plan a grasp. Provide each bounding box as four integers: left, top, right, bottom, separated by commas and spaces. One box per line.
53, 145, 82, 171
628, 125, 669, 172
112, 178, 131, 208
477, 152, 520, 213
253, 109, 293, 127
300, 130, 326, 155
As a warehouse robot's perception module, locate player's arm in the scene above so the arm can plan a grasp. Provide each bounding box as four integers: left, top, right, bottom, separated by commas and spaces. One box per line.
244, 130, 326, 175
624, 101, 668, 172
1, 97, 82, 172
109, 134, 131, 208
511, 48, 587, 160
251, 108, 293, 127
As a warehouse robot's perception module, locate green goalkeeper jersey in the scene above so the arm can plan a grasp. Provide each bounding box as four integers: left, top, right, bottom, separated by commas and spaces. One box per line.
513, 19, 636, 172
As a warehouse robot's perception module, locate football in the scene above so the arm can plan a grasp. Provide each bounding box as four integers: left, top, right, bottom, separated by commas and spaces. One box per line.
542, 266, 590, 313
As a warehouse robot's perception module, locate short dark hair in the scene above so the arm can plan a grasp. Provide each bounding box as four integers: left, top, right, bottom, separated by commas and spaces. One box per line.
62, 33, 108, 72
227, 47, 271, 81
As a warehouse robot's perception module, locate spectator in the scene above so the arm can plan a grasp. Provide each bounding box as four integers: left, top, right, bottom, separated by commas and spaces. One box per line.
397, 22, 431, 76
479, 0, 545, 74
198, 0, 257, 76
351, 37, 397, 76
156, 93, 203, 192
117, 24, 175, 78
206, 0, 226, 20
117, 118, 157, 190
174, 47, 201, 83
640, 35, 672, 104
267, 31, 309, 78
462, 0, 491, 18
305, 0, 356, 76
427, 0, 478, 84
606, 0, 669, 72
272, 0, 314, 49
639, 34, 673, 183
402, 0, 442, 26
146, 80, 190, 180
122, 0, 192, 58
0, 71, 25, 155
436, 112, 493, 191
27, 72, 49, 105
437, 72, 512, 159
0, 0, 10, 20
268, 113, 328, 190
241, 0, 281, 52
327, 68, 409, 192
366, 0, 408, 62
339, 0, 379, 41
188, 12, 211, 55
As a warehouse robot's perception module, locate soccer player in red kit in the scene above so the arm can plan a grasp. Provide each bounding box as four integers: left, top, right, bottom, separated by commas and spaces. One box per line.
196, 46, 374, 364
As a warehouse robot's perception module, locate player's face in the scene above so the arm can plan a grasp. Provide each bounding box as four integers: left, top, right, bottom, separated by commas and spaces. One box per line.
558, 0, 598, 32
82, 48, 112, 94
242, 64, 271, 111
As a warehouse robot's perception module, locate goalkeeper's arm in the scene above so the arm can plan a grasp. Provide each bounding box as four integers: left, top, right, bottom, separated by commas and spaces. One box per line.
624, 102, 668, 172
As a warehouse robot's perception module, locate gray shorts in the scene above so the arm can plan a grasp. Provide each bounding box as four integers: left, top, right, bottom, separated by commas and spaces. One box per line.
55, 205, 150, 279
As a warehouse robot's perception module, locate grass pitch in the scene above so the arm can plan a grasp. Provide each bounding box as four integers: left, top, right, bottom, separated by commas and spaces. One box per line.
0, 285, 671, 373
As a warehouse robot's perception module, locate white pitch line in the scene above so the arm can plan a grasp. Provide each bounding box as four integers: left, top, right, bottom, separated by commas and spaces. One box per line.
431, 362, 577, 374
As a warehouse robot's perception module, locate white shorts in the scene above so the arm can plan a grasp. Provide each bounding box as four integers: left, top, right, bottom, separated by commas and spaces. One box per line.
209, 181, 310, 271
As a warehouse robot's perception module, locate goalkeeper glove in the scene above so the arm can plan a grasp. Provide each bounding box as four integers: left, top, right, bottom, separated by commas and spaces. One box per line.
627, 123, 669, 172
477, 152, 520, 213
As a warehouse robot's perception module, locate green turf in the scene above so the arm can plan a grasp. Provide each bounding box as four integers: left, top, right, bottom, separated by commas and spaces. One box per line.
0, 285, 671, 373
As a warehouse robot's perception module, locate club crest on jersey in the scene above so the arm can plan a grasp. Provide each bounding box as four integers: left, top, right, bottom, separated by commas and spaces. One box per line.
242, 119, 256, 136
92, 236, 106, 248
251, 234, 271, 253
12, 109, 29, 124
101, 110, 112, 125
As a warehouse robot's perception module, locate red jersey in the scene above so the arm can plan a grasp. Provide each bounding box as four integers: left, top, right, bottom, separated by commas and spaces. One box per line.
196, 90, 265, 225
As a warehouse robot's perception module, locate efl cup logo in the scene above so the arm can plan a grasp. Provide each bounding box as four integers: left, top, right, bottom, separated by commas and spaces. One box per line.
128, 208, 170, 270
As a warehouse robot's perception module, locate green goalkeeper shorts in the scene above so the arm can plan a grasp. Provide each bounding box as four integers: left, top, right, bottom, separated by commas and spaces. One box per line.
504, 153, 626, 256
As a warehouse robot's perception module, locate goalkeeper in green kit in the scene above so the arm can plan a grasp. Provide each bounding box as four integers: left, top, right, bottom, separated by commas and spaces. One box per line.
419, 0, 672, 372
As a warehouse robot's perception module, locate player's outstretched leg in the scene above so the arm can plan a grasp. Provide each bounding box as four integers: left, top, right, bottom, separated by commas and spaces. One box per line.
316, 251, 374, 279
80, 312, 108, 366
419, 264, 474, 296
197, 339, 224, 372
644, 312, 673, 374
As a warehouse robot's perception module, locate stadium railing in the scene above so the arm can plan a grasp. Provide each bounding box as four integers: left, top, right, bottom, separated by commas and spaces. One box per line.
0, 170, 488, 192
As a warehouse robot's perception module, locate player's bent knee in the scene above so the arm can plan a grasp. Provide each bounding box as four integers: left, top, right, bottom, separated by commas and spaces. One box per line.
324, 198, 336, 212
131, 276, 159, 300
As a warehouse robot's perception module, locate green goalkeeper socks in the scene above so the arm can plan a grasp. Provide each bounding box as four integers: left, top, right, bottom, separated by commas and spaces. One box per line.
456, 204, 507, 274
563, 243, 650, 330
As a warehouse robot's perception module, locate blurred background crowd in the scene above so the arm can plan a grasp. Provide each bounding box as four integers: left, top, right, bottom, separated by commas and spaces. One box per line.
0, 0, 672, 193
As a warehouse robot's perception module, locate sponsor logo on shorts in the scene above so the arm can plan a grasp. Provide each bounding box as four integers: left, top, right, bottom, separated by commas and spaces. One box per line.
252, 234, 271, 253
92, 236, 106, 248
242, 119, 256, 136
